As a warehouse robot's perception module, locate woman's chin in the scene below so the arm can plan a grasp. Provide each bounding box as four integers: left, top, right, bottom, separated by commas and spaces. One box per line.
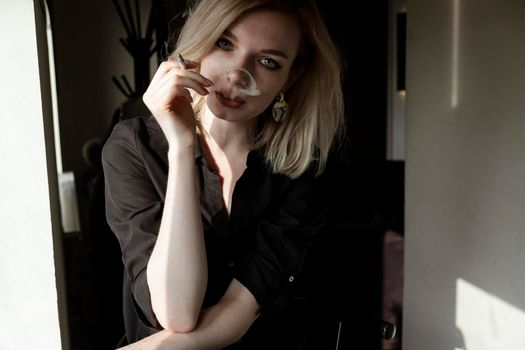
205, 99, 235, 121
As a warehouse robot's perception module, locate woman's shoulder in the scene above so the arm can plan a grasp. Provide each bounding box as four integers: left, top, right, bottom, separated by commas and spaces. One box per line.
107, 115, 161, 139
104, 116, 164, 149
102, 116, 165, 168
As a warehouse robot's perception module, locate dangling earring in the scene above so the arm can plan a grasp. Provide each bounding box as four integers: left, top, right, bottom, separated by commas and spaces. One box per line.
272, 92, 288, 122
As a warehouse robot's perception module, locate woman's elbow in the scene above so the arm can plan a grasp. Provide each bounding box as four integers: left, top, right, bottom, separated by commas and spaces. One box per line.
158, 311, 199, 333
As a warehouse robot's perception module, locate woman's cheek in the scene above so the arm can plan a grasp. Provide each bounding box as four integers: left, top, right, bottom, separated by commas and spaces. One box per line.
199, 56, 224, 82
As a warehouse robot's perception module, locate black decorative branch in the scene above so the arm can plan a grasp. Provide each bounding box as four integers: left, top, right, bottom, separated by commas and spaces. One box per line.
112, 0, 159, 97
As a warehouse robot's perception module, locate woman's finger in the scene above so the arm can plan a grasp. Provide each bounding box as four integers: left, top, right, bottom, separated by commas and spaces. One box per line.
145, 74, 196, 112
154, 69, 211, 97
150, 56, 207, 87
144, 86, 193, 119
148, 59, 179, 86
166, 54, 199, 69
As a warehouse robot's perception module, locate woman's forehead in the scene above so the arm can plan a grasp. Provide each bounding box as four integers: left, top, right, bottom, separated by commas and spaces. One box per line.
226, 9, 302, 56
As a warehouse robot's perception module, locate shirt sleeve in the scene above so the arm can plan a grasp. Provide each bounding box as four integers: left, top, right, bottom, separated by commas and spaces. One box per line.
101, 121, 162, 329
233, 162, 337, 318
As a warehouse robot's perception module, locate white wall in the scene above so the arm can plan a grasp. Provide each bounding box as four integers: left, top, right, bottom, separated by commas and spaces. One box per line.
0, 0, 67, 349
404, 0, 525, 349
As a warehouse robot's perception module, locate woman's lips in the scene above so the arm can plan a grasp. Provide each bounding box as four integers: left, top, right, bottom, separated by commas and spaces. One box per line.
215, 92, 244, 109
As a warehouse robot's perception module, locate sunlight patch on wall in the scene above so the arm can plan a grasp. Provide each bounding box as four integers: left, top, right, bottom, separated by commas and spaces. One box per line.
456, 278, 525, 350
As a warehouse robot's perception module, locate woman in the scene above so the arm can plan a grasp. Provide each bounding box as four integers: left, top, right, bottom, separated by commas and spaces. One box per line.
102, 0, 345, 348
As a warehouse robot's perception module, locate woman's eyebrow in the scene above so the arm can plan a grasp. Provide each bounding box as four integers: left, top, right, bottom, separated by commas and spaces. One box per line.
223, 30, 237, 41
223, 30, 289, 59
261, 49, 288, 59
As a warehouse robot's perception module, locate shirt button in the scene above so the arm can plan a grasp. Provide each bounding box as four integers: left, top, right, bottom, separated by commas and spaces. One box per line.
227, 261, 235, 268
288, 276, 295, 282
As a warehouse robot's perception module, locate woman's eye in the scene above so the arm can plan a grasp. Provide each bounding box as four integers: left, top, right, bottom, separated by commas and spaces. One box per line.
215, 38, 233, 50
259, 57, 281, 70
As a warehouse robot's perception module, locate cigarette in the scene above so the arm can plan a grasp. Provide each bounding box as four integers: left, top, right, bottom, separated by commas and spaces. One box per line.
176, 54, 187, 70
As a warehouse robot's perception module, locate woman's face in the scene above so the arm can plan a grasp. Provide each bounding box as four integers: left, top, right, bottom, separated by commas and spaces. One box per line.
200, 9, 302, 123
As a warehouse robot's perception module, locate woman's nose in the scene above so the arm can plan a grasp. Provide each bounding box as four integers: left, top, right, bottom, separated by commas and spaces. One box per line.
227, 68, 252, 88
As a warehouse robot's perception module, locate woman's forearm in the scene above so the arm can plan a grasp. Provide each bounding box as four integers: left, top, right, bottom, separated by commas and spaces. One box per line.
147, 148, 208, 332
118, 279, 259, 350
166, 279, 259, 350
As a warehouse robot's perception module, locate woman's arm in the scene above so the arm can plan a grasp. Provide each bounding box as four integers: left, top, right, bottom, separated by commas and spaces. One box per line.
144, 57, 212, 332
118, 279, 260, 350
146, 149, 207, 333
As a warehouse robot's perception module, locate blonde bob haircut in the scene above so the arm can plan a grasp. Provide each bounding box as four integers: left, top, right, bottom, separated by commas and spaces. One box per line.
174, 0, 345, 179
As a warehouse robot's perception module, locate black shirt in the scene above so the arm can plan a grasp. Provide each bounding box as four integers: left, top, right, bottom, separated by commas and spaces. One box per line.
102, 115, 336, 348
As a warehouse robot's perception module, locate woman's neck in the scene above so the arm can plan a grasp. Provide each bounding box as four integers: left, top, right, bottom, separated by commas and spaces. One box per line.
199, 108, 255, 153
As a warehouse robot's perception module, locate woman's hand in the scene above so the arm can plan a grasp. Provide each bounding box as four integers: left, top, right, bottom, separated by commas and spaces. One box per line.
143, 56, 213, 151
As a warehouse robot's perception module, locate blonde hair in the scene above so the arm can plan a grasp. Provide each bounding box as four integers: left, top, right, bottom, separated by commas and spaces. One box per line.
174, 0, 345, 178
